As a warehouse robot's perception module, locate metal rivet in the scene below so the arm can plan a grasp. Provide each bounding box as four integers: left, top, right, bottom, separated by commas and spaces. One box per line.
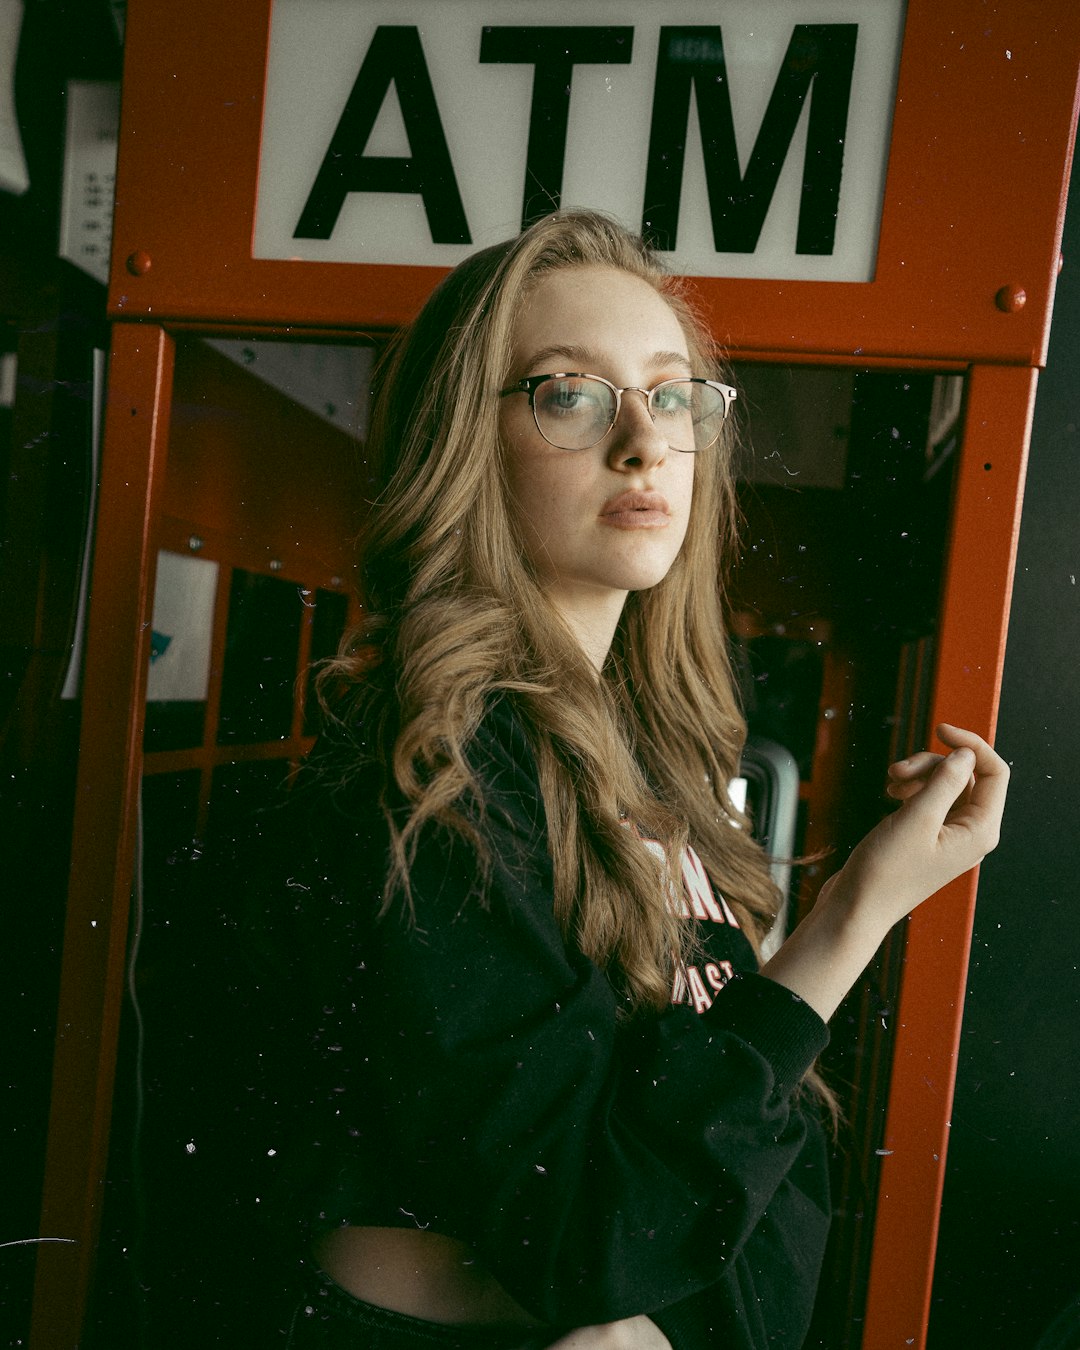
995, 284, 1027, 313
330, 576, 342, 588
126, 249, 152, 277
188, 535, 203, 552
270, 559, 283, 572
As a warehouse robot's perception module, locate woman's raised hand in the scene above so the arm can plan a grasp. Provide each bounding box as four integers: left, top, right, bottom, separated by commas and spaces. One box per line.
822, 722, 1009, 931
761, 723, 1009, 1025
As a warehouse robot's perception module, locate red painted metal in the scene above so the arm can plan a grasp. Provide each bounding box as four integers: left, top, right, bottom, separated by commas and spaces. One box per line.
125, 248, 153, 277
861, 363, 1036, 1348
31, 325, 175, 1347
107, 1, 1080, 365
996, 285, 1028, 314
161, 338, 368, 582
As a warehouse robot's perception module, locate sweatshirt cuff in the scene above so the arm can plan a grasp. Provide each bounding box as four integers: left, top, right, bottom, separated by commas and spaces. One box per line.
706, 972, 829, 1098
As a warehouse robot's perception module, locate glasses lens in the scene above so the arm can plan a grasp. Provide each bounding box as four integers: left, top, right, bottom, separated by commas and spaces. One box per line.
532, 376, 616, 449
651, 380, 728, 452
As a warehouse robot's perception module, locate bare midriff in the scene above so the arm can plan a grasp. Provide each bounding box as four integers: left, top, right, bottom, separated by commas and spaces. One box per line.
311, 1226, 548, 1329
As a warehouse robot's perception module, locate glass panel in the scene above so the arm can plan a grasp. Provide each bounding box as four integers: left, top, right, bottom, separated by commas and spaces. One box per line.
92, 770, 205, 1343
207, 758, 292, 845
303, 586, 349, 735
143, 700, 205, 752
139, 770, 202, 895
217, 569, 302, 744
736, 636, 824, 780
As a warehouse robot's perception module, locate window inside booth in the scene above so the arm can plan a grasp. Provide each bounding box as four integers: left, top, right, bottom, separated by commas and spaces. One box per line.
139, 335, 374, 832
87, 338, 962, 1347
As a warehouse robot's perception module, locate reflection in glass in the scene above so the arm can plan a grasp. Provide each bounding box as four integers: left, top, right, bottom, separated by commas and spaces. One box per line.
217, 570, 302, 744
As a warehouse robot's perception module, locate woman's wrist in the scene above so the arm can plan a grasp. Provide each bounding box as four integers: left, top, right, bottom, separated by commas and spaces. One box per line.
759, 871, 894, 1025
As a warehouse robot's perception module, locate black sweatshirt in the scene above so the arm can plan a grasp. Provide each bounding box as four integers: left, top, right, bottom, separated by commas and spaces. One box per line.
274, 699, 831, 1349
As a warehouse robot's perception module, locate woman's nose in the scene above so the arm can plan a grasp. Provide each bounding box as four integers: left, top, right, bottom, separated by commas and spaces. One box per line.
606, 388, 667, 470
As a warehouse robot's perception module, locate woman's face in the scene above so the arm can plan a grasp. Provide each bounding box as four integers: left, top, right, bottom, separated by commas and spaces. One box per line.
500, 264, 697, 651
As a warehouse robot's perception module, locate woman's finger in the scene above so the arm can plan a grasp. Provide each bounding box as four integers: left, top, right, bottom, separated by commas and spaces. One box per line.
934, 723, 1010, 844
887, 727, 1004, 820
898, 726, 1007, 862
887, 750, 944, 782
885, 750, 948, 802
895, 744, 977, 829
886, 776, 933, 801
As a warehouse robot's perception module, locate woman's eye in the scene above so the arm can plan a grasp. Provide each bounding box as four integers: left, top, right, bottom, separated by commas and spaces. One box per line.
653, 382, 693, 415
538, 379, 603, 416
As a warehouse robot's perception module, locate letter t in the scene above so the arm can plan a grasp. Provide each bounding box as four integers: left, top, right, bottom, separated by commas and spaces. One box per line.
480, 27, 633, 229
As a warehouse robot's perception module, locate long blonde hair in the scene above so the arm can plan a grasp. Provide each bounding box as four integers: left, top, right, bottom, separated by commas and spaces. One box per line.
322, 210, 781, 1013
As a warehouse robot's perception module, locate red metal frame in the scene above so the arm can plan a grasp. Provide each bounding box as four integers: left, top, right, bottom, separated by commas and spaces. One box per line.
862, 363, 1036, 1346
32, 324, 175, 1343
32, 1, 1080, 1346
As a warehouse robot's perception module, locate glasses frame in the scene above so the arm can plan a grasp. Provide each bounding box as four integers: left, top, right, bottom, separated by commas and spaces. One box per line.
498, 372, 738, 452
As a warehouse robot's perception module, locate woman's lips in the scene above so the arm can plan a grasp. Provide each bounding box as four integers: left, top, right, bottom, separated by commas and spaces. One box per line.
599, 490, 671, 528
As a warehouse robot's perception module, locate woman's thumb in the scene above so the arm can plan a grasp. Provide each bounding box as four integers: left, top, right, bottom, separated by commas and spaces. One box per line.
908, 746, 975, 820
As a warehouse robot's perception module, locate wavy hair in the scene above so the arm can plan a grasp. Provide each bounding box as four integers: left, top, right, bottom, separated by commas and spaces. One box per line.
321, 210, 784, 1015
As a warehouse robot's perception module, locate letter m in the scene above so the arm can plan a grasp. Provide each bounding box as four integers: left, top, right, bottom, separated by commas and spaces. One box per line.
642, 24, 858, 255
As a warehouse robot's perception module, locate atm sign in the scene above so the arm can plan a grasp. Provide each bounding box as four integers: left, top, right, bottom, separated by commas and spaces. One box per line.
254, 0, 906, 282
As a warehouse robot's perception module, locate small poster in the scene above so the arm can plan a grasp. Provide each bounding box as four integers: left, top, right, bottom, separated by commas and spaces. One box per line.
59, 80, 120, 285
146, 551, 219, 703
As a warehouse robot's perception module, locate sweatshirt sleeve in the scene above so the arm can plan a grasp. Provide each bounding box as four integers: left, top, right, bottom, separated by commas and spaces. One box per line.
300, 702, 829, 1328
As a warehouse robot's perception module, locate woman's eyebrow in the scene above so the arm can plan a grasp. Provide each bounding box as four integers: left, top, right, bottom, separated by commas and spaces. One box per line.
522, 343, 600, 372
652, 349, 694, 374
521, 345, 694, 375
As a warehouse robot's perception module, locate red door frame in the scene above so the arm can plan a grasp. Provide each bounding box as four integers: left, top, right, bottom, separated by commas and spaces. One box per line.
32, 324, 176, 1347
863, 362, 1037, 1342
32, 2, 1080, 1346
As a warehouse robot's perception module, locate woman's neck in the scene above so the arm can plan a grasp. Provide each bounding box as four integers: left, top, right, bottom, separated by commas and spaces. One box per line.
545, 586, 628, 671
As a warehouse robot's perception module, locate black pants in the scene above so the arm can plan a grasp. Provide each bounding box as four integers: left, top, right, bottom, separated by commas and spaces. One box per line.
283, 1268, 555, 1350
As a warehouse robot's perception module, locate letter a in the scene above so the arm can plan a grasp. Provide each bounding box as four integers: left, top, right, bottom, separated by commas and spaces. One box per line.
295, 26, 471, 245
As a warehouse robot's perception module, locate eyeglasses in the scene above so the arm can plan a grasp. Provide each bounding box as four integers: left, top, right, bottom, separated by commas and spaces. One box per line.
499, 373, 737, 453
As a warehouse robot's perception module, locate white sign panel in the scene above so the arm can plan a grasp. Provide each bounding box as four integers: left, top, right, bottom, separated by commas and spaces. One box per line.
146, 551, 220, 704
254, 0, 905, 282
0, 0, 30, 195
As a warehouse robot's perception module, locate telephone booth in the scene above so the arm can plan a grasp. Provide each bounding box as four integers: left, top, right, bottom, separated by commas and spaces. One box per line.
30, 2, 1080, 1346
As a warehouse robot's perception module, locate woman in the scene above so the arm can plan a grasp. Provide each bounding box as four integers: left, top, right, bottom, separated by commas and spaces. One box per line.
276, 211, 1008, 1348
